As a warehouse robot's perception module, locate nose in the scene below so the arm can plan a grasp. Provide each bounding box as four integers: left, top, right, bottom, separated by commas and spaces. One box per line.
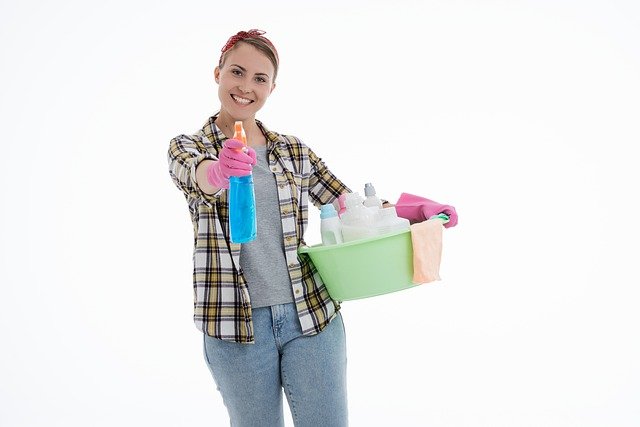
238, 77, 252, 94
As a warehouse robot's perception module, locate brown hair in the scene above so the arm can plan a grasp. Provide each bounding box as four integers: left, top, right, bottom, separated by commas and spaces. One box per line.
219, 29, 279, 81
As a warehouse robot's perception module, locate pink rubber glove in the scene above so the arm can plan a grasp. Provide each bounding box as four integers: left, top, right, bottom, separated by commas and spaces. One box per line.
394, 192, 458, 228
206, 139, 257, 189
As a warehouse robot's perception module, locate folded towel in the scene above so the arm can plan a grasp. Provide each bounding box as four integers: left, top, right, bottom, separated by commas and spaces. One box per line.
395, 192, 458, 228
410, 218, 444, 284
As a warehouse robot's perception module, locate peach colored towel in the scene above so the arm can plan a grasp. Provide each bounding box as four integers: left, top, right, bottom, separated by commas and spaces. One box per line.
410, 219, 444, 284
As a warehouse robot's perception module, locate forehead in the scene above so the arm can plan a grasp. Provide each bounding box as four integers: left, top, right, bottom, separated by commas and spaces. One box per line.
223, 42, 275, 75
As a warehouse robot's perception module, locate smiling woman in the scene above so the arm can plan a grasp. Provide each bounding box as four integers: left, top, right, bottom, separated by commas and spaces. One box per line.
167, 29, 351, 426
214, 43, 276, 140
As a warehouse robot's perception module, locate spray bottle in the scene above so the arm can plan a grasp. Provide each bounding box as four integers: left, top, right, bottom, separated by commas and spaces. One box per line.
228, 121, 257, 243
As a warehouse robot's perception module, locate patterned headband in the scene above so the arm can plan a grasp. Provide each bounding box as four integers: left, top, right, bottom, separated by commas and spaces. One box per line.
219, 29, 279, 65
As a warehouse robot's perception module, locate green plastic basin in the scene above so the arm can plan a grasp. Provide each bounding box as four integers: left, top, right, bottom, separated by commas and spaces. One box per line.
298, 230, 415, 301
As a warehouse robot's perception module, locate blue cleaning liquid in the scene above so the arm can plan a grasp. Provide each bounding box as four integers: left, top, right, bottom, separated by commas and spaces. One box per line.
229, 174, 257, 243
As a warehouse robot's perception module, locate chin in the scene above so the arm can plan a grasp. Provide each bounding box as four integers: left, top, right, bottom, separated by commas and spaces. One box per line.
222, 104, 251, 119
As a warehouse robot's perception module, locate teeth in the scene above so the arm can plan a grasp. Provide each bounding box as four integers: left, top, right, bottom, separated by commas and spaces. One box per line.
232, 95, 252, 105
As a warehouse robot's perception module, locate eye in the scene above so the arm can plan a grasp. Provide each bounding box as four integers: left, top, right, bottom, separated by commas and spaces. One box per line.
255, 76, 267, 84
231, 68, 243, 76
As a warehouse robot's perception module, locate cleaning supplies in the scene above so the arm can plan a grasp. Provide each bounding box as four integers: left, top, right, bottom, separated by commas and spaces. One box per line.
228, 121, 257, 243
410, 218, 444, 284
374, 207, 410, 236
320, 204, 343, 245
394, 192, 458, 228
363, 183, 383, 210
340, 192, 376, 242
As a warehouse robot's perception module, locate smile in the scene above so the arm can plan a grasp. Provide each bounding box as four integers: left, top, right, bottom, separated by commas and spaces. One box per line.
231, 94, 253, 105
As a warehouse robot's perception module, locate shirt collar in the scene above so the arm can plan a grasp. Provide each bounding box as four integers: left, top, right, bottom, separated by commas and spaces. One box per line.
202, 113, 286, 149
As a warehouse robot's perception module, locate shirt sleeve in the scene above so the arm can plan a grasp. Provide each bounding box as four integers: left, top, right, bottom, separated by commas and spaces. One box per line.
307, 145, 351, 209
167, 133, 223, 205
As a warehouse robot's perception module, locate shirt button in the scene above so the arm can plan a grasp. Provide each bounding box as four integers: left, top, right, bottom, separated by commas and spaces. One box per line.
279, 184, 285, 189
288, 263, 295, 269
295, 289, 301, 295
271, 167, 277, 172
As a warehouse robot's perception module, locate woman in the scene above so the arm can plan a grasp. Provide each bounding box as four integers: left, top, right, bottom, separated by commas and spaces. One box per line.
168, 30, 350, 426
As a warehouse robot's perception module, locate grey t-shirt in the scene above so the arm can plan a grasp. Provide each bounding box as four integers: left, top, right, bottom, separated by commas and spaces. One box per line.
239, 145, 295, 308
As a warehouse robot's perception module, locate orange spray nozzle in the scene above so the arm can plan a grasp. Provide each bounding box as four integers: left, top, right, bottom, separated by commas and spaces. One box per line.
234, 121, 247, 146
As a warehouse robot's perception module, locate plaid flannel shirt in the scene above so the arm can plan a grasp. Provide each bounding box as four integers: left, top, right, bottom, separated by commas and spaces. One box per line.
168, 115, 350, 343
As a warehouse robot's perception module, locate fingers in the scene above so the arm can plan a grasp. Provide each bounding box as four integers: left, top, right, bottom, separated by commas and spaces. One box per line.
219, 139, 256, 177
221, 145, 254, 163
223, 138, 245, 150
219, 160, 252, 178
221, 154, 253, 171
246, 147, 257, 166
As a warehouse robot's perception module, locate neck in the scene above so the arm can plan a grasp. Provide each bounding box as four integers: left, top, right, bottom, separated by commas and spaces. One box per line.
215, 111, 257, 140
215, 110, 267, 147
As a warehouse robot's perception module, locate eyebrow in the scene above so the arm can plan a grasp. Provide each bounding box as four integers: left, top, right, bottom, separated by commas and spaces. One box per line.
229, 64, 270, 78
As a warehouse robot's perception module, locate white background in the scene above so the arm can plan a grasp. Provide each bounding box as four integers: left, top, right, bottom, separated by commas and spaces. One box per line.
1, 0, 639, 426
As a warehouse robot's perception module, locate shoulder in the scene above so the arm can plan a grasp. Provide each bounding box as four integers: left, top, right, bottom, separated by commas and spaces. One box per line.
170, 132, 198, 145
171, 116, 220, 147
170, 128, 216, 151
266, 128, 312, 154
257, 119, 305, 148
279, 133, 307, 149
276, 133, 318, 165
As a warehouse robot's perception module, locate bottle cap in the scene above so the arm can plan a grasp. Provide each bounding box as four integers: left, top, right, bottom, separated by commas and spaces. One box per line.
364, 183, 376, 197
320, 204, 338, 219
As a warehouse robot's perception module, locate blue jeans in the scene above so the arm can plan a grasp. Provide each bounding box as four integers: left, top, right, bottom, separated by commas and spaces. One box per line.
203, 303, 348, 427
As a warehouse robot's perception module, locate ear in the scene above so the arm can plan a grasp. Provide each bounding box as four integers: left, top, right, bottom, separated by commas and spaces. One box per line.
214, 66, 220, 84
269, 81, 276, 95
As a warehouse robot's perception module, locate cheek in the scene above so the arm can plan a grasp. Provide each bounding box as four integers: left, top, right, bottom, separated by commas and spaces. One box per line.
218, 79, 232, 95
218, 85, 231, 105
259, 86, 273, 99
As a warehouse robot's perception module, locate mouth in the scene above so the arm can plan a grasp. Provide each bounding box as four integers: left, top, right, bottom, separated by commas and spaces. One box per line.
231, 94, 254, 106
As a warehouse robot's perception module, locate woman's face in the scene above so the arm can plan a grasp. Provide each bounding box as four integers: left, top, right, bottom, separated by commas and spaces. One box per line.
215, 42, 276, 122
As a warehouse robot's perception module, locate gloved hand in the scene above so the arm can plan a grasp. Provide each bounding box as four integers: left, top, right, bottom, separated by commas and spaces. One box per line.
394, 192, 458, 228
206, 139, 257, 189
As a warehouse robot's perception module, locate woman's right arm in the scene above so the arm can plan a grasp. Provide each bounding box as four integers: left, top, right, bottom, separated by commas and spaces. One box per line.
195, 160, 221, 195
168, 134, 223, 203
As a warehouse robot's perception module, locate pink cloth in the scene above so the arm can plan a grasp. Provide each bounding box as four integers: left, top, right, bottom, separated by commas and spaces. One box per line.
337, 193, 347, 217
410, 218, 444, 284
395, 193, 458, 228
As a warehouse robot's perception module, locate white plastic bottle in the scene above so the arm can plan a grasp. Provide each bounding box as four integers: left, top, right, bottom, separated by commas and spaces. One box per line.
363, 183, 383, 210
340, 192, 376, 242
320, 204, 343, 245
374, 207, 410, 236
